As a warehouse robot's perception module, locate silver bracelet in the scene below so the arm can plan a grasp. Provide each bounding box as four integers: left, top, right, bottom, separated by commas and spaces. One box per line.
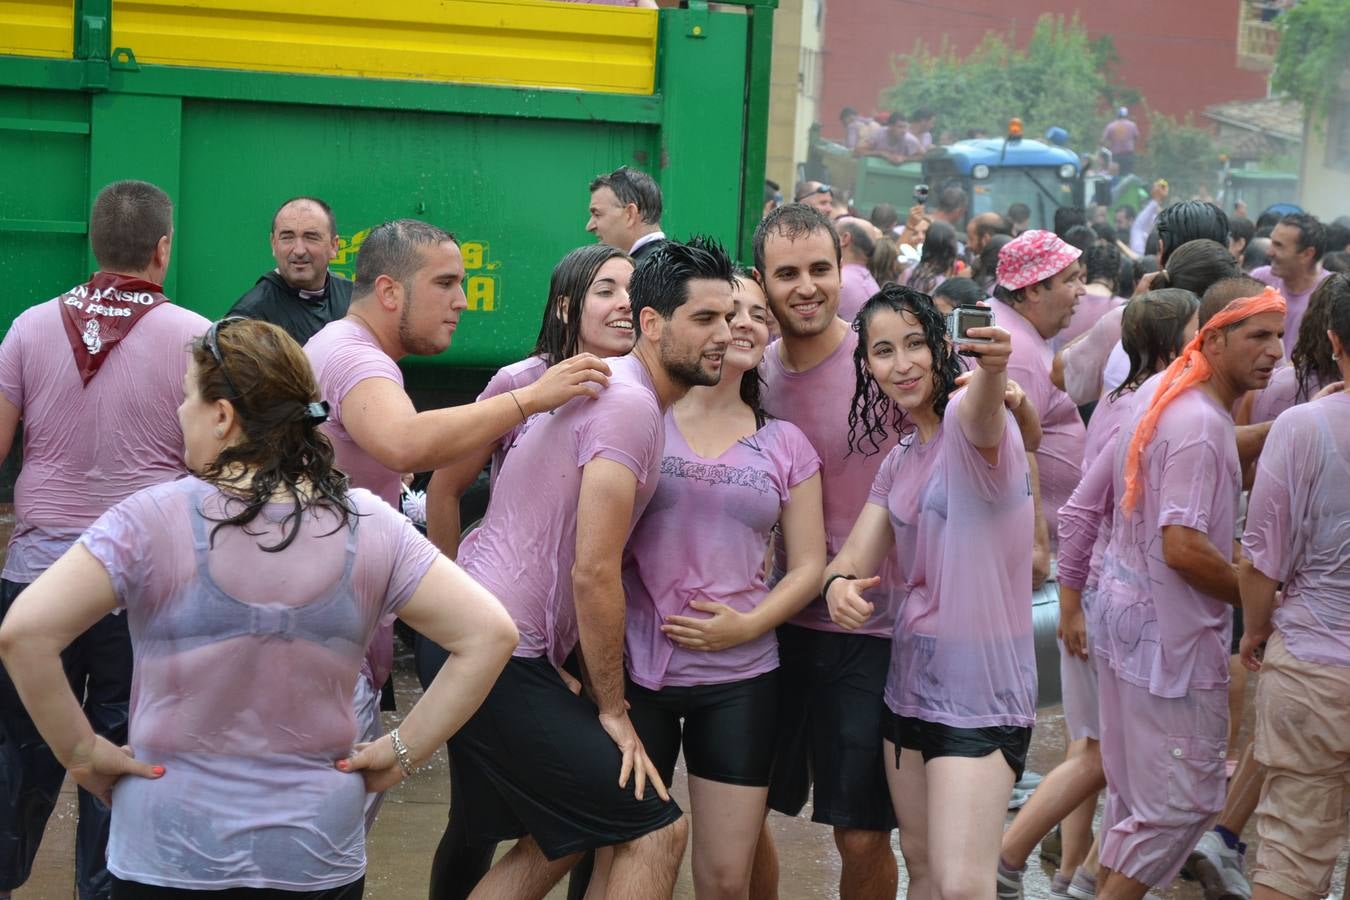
389, 727, 415, 776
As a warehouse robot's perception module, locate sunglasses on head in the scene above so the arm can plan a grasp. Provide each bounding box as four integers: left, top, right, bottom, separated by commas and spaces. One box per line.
795, 184, 833, 202
203, 316, 248, 399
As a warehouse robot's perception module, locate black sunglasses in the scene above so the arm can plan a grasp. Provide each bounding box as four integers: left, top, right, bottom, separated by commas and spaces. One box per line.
203, 316, 248, 399
795, 183, 833, 201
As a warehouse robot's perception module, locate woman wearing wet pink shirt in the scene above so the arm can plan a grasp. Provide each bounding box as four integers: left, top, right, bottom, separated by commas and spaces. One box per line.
621, 274, 825, 899
823, 284, 1037, 898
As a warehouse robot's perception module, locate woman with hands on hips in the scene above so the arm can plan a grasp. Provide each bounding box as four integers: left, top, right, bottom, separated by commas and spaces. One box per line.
620, 272, 825, 899
821, 284, 1038, 898
0, 318, 517, 899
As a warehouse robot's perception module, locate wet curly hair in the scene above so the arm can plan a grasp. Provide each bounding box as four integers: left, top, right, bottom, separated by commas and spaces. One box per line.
847, 283, 962, 456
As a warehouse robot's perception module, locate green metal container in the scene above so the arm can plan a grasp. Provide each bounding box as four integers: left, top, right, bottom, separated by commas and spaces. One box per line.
0, 0, 775, 399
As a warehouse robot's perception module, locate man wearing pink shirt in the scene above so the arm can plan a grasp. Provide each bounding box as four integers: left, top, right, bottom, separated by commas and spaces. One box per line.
1093, 287, 1286, 900
989, 230, 1087, 545
836, 216, 881, 323
753, 204, 900, 900
1250, 212, 1330, 356
0, 181, 210, 900
447, 239, 736, 900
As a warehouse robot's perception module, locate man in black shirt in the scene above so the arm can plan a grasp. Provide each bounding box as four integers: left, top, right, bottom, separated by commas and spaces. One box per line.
229, 196, 353, 346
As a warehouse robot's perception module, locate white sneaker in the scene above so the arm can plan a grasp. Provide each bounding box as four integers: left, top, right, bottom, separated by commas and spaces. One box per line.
1065, 868, 1097, 899
1007, 786, 1033, 810
995, 862, 1023, 900
1188, 830, 1252, 900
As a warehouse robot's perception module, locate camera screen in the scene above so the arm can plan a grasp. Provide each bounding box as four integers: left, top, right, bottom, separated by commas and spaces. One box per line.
957, 310, 991, 338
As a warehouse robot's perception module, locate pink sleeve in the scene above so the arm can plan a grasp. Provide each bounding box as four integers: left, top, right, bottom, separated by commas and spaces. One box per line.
1063, 305, 1124, 405
1057, 448, 1115, 590
372, 500, 442, 621
476, 363, 521, 403
79, 490, 157, 606
576, 390, 661, 485
867, 446, 900, 507
0, 313, 28, 410
1155, 431, 1226, 533
1241, 417, 1295, 582
779, 422, 822, 490
324, 343, 403, 428
944, 391, 1027, 504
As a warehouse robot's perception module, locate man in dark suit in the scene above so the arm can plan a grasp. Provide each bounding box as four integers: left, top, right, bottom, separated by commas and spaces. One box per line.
586, 166, 666, 262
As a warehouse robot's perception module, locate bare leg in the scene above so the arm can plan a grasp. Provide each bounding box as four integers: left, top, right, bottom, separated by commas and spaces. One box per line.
1226, 657, 1247, 756
748, 819, 778, 900
687, 777, 769, 899
1096, 870, 1151, 900
999, 739, 1105, 868
925, 753, 1017, 899
885, 740, 930, 900
1057, 740, 1101, 877
1215, 742, 1263, 833
604, 817, 688, 900
468, 837, 579, 900
583, 848, 613, 900
834, 825, 898, 900
1080, 835, 1100, 878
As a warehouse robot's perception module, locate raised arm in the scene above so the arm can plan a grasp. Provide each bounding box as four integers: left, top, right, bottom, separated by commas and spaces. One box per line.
342, 354, 611, 474
425, 445, 495, 556
956, 325, 1013, 457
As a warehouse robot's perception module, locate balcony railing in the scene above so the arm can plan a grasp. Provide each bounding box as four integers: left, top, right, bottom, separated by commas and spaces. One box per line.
1237, 0, 1285, 71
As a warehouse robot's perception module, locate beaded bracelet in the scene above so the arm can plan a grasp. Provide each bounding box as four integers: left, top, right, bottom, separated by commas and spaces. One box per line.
389, 727, 415, 777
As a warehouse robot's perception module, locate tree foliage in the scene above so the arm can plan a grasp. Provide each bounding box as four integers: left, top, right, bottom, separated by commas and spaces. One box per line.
880, 15, 1112, 152
1138, 113, 1223, 202
1271, 0, 1350, 126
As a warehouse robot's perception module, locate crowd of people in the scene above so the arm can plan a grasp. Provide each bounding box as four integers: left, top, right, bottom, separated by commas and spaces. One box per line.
0, 165, 1345, 900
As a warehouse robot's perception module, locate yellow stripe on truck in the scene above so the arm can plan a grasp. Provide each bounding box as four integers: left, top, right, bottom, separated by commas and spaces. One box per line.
111, 0, 658, 94
0, 0, 75, 59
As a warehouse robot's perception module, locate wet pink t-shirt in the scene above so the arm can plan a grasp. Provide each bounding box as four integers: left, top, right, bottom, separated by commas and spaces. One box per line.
623, 415, 820, 689
760, 327, 900, 638
1055, 291, 1127, 351
0, 296, 208, 582
305, 319, 404, 509
1095, 387, 1241, 697
1251, 265, 1330, 357
988, 298, 1086, 542
1243, 392, 1350, 666
839, 263, 881, 324
460, 355, 663, 666
81, 477, 437, 889
869, 389, 1037, 727
476, 355, 549, 488
1249, 363, 1331, 425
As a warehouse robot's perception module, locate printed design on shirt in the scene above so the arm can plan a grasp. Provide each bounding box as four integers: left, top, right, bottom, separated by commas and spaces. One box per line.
333, 228, 501, 311
661, 455, 776, 495
82, 319, 103, 355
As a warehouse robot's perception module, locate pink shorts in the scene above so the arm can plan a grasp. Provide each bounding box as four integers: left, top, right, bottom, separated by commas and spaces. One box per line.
1059, 588, 1099, 742
1095, 655, 1228, 888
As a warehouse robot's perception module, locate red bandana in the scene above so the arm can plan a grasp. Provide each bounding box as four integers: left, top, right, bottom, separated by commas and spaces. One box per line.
59, 272, 170, 385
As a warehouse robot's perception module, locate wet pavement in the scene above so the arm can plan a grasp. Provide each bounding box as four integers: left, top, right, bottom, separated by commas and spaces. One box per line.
14, 647, 1347, 899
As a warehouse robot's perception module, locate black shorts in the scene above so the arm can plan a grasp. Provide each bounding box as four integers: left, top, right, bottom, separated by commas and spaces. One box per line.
447, 655, 683, 861
888, 712, 1033, 782
1230, 606, 1244, 656
766, 625, 896, 831
626, 670, 778, 787
111, 876, 363, 899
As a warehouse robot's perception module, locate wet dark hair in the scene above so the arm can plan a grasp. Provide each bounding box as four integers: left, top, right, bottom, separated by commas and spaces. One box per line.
1110, 289, 1199, 400
731, 272, 770, 424
1242, 236, 1272, 272
1062, 225, 1097, 254
353, 219, 455, 297
590, 166, 663, 225
937, 186, 968, 215
1131, 254, 1160, 293
847, 284, 961, 456
1229, 216, 1255, 247
909, 220, 959, 294
1255, 209, 1282, 231
271, 196, 336, 237
1153, 239, 1239, 296
932, 277, 984, 308
1325, 221, 1350, 254
870, 203, 900, 232
1291, 273, 1349, 402
531, 244, 633, 364
191, 319, 356, 552
1156, 201, 1228, 265
1323, 251, 1350, 274
1199, 275, 1265, 327
90, 180, 173, 272
1007, 203, 1031, 225
1054, 206, 1088, 238
629, 235, 736, 337
1329, 274, 1350, 358
1278, 213, 1327, 263
752, 203, 842, 275
974, 234, 1012, 293
1091, 222, 1117, 245
1084, 243, 1122, 287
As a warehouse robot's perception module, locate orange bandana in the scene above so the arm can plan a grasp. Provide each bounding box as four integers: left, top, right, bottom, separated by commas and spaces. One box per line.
1121, 286, 1287, 513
